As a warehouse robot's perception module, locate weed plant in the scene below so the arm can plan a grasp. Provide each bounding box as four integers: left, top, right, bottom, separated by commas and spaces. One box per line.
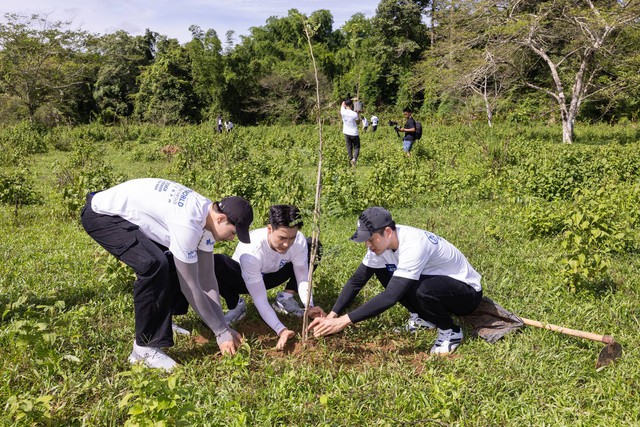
1, 121, 639, 425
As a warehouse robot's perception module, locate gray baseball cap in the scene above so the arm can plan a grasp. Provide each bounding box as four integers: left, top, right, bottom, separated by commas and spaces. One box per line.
350, 207, 393, 242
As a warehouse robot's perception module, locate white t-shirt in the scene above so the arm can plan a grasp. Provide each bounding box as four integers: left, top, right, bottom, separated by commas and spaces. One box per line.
371, 115, 379, 125
341, 105, 359, 136
91, 178, 215, 264
361, 225, 482, 291
233, 227, 313, 334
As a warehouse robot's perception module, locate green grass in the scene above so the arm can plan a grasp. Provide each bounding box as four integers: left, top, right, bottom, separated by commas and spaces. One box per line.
1, 122, 639, 426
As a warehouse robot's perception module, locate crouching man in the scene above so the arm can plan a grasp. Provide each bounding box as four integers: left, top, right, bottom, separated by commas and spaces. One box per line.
81, 178, 253, 370
308, 207, 482, 355
215, 204, 325, 349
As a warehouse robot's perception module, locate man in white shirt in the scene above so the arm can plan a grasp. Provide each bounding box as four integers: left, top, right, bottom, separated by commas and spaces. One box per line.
340, 99, 360, 167
215, 205, 325, 350
308, 207, 483, 355
81, 178, 253, 370
370, 115, 379, 132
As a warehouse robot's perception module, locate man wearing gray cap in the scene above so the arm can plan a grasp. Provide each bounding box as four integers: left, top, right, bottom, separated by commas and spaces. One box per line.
308, 206, 483, 355
81, 178, 253, 370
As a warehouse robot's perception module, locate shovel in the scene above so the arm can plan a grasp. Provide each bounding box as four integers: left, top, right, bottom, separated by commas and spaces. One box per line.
459, 297, 623, 369
519, 317, 623, 369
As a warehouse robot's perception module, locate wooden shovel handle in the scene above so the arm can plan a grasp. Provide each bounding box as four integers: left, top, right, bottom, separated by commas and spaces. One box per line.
520, 317, 616, 345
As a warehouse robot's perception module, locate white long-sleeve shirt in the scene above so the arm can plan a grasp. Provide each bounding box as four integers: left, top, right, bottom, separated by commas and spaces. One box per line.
233, 227, 313, 334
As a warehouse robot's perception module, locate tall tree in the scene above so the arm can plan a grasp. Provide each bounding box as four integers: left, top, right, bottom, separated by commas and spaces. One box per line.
371, 0, 429, 106
0, 13, 91, 124
500, 0, 640, 143
93, 30, 154, 122
185, 25, 225, 120
415, 0, 519, 125
225, 9, 333, 124
133, 37, 200, 124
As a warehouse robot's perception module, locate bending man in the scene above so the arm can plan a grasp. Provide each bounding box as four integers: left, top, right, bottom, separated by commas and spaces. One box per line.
81, 178, 253, 370
308, 207, 482, 355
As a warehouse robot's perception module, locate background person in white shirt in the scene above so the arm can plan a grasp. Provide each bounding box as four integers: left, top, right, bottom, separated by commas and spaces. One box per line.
370, 114, 379, 132
81, 178, 253, 370
340, 98, 360, 167
308, 207, 483, 355
215, 205, 326, 350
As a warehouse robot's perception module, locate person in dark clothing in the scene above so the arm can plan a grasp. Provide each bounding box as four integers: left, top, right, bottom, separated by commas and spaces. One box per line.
400, 108, 416, 157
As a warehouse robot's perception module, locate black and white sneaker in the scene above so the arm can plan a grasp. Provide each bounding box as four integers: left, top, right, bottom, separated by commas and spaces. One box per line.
224, 297, 247, 326
271, 292, 304, 317
393, 312, 436, 333
430, 328, 463, 355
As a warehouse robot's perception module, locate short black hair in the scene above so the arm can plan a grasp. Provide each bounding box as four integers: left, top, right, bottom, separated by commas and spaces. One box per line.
269, 205, 303, 229
344, 99, 353, 108
403, 107, 412, 114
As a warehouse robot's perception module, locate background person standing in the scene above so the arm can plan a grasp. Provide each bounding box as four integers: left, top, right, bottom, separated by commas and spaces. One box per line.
400, 108, 416, 157
340, 98, 360, 167
217, 114, 223, 133
370, 114, 379, 132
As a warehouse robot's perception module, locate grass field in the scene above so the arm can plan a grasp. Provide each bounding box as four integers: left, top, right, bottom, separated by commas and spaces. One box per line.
1, 122, 639, 426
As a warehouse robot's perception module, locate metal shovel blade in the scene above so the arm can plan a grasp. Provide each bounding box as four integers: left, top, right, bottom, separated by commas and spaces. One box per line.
596, 342, 623, 370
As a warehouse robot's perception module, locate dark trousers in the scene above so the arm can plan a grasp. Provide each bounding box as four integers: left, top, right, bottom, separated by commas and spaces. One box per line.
345, 134, 361, 162
214, 254, 298, 310
214, 237, 321, 309
375, 270, 482, 330
80, 193, 186, 348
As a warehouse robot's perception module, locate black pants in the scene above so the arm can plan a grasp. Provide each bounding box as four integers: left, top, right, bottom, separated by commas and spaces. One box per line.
375, 270, 482, 330
344, 134, 360, 162
80, 193, 186, 348
215, 237, 321, 309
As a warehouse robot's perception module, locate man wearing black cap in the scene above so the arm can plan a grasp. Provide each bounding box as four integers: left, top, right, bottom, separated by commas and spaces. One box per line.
308, 206, 483, 355
81, 178, 253, 370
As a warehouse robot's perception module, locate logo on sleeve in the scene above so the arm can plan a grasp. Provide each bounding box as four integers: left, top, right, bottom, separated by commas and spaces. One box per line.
205, 238, 214, 246
426, 232, 439, 245
385, 263, 397, 272
186, 250, 197, 259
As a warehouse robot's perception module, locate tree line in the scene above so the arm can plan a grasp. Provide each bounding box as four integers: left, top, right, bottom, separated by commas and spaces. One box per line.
1, 0, 639, 143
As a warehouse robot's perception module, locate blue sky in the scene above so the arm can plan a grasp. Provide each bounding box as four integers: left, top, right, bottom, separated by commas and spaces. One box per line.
3, 0, 379, 44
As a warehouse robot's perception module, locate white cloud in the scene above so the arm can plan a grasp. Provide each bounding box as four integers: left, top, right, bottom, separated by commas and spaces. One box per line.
2, 0, 377, 43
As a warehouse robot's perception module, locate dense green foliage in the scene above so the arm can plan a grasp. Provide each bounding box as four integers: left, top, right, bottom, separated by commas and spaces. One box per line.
2, 1, 640, 135
1, 122, 639, 425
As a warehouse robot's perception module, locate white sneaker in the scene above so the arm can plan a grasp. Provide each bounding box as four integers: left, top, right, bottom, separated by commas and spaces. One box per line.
430, 328, 464, 355
393, 313, 436, 333
129, 341, 177, 371
172, 322, 190, 336
271, 292, 304, 317
224, 297, 247, 326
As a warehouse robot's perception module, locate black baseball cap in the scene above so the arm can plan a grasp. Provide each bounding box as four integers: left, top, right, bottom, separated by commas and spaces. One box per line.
218, 196, 253, 243
350, 207, 393, 242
